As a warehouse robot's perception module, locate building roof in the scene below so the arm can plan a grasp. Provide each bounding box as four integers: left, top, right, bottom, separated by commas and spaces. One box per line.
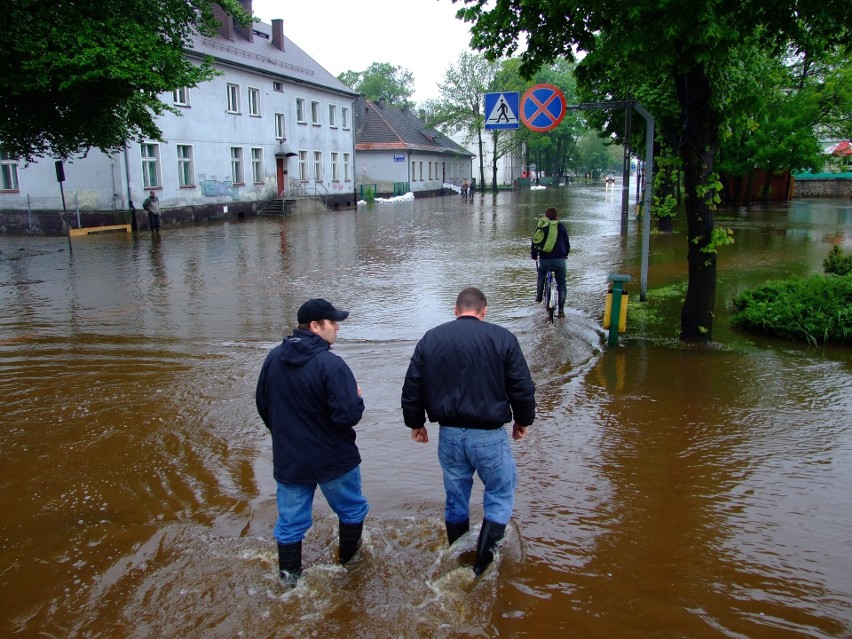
187, 21, 357, 97
356, 100, 474, 157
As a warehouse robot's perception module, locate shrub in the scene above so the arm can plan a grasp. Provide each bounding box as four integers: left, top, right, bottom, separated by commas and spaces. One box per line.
824, 245, 852, 276
731, 275, 852, 345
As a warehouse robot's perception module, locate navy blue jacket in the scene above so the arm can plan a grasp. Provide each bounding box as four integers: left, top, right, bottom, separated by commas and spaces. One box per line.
530, 221, 570, 260
401, 316, 536, 430
256, 330, 364, 484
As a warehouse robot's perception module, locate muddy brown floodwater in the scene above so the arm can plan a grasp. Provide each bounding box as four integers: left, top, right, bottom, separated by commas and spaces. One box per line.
1, 185, 851, 638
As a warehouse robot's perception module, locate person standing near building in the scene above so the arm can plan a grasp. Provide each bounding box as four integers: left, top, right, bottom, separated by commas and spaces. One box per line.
531, 206, 570, 318
401, 287, 535, 576
256, 299, 368, 583
142, 190, 161, 232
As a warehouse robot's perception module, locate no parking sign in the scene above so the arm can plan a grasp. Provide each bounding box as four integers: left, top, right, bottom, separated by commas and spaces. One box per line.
520, 84, 567, 132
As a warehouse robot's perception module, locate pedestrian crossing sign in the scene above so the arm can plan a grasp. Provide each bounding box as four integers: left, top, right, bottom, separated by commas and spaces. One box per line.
484, 92, 520, 130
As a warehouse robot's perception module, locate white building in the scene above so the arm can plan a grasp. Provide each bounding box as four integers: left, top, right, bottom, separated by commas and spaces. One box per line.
354, 98, 474, 198
0, 2, 359, 233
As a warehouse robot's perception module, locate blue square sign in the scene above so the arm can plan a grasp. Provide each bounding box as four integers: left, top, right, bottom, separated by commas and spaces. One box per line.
484, 92, 520, 130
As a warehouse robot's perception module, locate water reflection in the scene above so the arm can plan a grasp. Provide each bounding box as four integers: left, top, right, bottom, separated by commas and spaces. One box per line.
0, 189, 850, 638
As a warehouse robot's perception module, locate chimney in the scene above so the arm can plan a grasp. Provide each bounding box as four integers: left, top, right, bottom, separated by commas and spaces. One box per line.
378, 98, 385, 110
234, 0, 254, 42
212, 4, 234, 40
272, 19, 284, 50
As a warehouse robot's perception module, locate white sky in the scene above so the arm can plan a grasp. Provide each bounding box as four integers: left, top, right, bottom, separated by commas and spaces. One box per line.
250, 0, 477, 104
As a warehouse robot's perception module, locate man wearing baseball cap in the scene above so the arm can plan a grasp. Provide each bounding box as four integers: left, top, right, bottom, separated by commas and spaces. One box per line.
256, 298, 367, 583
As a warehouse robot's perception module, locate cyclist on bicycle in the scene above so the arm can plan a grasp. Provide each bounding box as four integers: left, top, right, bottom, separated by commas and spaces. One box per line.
530, 207, 571, 318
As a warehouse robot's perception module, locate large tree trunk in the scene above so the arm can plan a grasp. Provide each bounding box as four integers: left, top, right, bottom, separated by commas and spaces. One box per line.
676, 64, 720, 343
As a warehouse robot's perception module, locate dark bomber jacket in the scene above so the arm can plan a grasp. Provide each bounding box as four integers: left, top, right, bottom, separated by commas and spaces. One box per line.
256, 329, 364, 484
401, 316, 536, 430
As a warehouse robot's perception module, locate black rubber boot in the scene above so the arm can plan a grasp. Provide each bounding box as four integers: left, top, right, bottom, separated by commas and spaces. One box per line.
473, 519, 506, 576
445, 519, 470, 546
277, 541, 302, 583
339, 520, 364, 565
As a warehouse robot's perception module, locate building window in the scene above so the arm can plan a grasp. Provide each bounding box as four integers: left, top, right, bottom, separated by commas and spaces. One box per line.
311, 101, 320, 125
173, 87, 189, 106
274, 113, 286, 140
328, 105, 337, 128
411, 160, 416, 181
428, 162, 433, 180
231, 147, 244, 184
1, 150, 19, 190
331, 152, 339, 181
227, 83, 240, 113
419, 161, 423, 181
298, 151, 308, 180
313, 151, 323, 180
342, 107, 350, 129
141, 143, 160, 188
296, 98, 306, 123
343, 153, 351, 181
273, 81, 284, 92
176, 145, 194, 187
248, 87, 261, 116
251, 148, 263, 183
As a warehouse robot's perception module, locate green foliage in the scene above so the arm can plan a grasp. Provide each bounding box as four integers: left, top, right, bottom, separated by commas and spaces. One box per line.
692, 171, 724, 208
1, 0, 250, 162
337, 63, 415, 109
731, 275, 852, 345
651, 143, 682, 219
824, 245, 852, 276
698, 226, 735, 254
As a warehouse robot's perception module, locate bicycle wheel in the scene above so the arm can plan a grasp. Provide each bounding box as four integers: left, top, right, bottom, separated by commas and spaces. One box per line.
545, 275, 556, 323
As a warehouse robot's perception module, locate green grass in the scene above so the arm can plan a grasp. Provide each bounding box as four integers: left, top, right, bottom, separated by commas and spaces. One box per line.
731, 275, 852, 345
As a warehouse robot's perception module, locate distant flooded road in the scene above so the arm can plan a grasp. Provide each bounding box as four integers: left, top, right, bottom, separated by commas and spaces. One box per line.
1, 185, 851, 638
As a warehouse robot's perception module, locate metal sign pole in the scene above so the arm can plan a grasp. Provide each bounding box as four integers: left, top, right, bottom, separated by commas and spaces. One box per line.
55, 161, 72, 254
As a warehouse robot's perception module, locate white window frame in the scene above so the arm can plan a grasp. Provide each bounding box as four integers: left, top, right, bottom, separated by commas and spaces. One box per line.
328, 105, 337, 128
248, 87, 261, 116
298, 150, 308, 180
251, 148, 263, 184
273, 81, 284, 92
411, 160, 416, 181
0, 150, 20, 190
331, 152, 339, 181
311, 101, 320, 126
296, 98, 306, 123
231, 147, 244, 184
173, 87, 190, 107
176, 144, 194, 187
342, 107, 350, 130
141, 143, 161, 188
313, 151, 323, 181
344, 153, 351, 181
227, 83, 240, 113
274, 113, 286, 140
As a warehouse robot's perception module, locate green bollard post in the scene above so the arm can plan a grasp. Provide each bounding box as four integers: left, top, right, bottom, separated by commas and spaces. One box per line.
607, 273, 631, 346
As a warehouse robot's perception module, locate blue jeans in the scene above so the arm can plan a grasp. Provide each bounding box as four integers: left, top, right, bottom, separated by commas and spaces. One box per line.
273, 466, 369, 545
537, 258, 567, 312
438, 426, 517, 526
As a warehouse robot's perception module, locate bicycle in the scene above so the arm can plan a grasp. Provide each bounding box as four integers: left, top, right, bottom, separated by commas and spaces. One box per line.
539, 261, 558, 323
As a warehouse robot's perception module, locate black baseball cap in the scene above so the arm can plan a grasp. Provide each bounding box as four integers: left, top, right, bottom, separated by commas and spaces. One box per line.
297, 298, 349, 324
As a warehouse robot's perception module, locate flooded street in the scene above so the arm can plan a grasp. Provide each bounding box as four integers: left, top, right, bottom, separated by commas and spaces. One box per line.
1, 184, 851, 638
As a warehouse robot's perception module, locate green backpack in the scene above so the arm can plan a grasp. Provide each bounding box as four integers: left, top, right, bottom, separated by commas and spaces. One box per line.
532, 217, 558, 253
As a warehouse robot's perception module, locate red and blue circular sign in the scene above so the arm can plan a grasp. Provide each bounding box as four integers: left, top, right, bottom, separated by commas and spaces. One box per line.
520, 84, 567, 133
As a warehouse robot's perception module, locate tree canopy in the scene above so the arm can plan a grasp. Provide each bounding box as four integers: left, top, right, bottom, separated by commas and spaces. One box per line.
337, 63, 416, 110
453, 0, 851, 341
1, 0, 250, 163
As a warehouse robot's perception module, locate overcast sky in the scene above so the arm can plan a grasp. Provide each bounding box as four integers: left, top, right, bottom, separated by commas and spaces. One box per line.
250, 0, 477, 104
